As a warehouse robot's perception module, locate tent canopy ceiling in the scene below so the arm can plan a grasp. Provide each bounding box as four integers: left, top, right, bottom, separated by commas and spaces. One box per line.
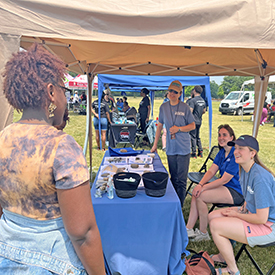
0, 0, 273, 76
1, 0, 274, 137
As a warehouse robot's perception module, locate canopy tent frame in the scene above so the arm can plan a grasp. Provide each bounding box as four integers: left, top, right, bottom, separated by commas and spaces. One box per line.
2, 0, 275, 175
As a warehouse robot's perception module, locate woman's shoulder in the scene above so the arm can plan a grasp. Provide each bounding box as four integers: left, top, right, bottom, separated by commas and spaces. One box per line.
252, 163, 274, 182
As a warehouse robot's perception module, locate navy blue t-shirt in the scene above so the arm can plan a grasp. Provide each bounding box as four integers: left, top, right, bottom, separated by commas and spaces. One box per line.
213, 147, 242, 194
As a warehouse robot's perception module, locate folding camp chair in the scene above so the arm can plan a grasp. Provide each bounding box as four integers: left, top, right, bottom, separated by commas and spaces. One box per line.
235, 242, 275, 275
186, 146, 220, 197
134, 118, 153, 148
126, 107, 137, 123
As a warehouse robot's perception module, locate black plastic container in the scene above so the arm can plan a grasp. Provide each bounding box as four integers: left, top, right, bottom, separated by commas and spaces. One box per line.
142, 172, 168, 197
113, 172, 141, 198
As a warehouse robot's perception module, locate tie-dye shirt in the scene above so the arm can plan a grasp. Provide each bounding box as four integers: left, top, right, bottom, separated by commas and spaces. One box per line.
0, 123, 89, 220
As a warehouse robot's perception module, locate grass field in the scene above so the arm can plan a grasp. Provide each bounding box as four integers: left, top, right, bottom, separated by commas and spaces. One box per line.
13, 98, 275, 274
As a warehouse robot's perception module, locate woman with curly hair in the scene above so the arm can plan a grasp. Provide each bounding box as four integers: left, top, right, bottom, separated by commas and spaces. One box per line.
0, 44, 105, 274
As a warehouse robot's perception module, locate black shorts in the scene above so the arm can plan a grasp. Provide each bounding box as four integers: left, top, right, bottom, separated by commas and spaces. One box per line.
227, 187, 244, 205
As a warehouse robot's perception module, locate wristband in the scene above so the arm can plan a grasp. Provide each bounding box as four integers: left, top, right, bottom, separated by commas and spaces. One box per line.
198, 184, 203, 187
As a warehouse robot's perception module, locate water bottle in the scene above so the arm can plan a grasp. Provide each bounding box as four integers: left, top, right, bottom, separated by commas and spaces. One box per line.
107, 177, 114, 199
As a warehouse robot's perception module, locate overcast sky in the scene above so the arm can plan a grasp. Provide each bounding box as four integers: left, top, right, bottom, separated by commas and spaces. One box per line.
210, 76, 224, 85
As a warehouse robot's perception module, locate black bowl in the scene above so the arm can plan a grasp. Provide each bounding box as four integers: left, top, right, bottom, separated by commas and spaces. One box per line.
113, 172, 141, 198
142, 172, 168, 197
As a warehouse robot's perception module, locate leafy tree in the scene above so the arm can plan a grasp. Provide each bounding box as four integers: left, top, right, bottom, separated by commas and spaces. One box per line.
230, 84, 239, 92
184, 86, 194, 98
210, 81, 219, 99
220, 76, 253, 95
217, 86, 224, 99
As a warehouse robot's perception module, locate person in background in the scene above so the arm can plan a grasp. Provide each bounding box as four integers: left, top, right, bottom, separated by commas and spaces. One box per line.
260, 102, 268, 126
123, 96, 128, 103
103, 89, 115, 145
92, 93, 112, 151
117, 98, 124, 111
186, 124, 243, 242
138, 88, 151, 133
267, 101, 275, 122
151, 80, 195, 207
122, 101, 131, 113
80, 91, 87, 103
187, 85, 206, 158
0, 43, 105, 274
209, 135, 275, 275
161, 91, 169, 151
73, 91, 79, 103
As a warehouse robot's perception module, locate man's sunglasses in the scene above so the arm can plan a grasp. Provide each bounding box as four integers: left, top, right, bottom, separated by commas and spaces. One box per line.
168, 89, 179, 95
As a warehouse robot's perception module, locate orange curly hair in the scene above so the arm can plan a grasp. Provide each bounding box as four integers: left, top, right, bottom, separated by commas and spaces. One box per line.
2, 43, 65, 112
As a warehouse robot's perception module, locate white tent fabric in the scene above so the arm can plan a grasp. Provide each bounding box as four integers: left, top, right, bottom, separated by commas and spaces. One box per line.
242, 75, 275, 87
1, 0, 275, 138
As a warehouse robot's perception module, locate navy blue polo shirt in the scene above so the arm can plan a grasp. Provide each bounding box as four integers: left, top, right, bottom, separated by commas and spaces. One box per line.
213, 147, 242, 194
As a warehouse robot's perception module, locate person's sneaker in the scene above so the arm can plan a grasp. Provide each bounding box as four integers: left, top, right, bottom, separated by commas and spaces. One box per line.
191, 153, 197, 158
186, 228, 196, 238
187, 228, 201, 238
198, 150, 203, 158
191, 230, 211, 242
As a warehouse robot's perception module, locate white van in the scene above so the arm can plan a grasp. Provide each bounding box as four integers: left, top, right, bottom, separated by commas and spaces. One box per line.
219, 91, 271, 115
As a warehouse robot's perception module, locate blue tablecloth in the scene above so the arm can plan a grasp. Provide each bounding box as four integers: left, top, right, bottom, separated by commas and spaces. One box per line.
91, 151, 189, 275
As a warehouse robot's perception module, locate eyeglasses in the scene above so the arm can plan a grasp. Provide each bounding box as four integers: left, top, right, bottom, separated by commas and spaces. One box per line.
56, 84, 72, 93
168, 89, 179, 95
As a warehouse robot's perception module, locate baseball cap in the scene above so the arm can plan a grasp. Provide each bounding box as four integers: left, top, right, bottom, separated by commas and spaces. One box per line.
227, 135, 259, 152
168, 80, 182, 94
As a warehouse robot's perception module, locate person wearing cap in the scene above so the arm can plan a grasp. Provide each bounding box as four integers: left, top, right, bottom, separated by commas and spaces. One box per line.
73, 91, 79, 104
151, 80, 195, 207
187, 85, 206, 158
138, 88, 151, 133
209, 135, 275, 275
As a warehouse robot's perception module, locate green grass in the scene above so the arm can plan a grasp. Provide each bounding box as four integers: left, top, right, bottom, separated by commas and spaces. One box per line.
13, 99, 275, 274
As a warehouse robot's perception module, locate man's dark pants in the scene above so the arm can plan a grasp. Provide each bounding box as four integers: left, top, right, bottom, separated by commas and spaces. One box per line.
190, 124, 203, 155
167, 154, 190, 207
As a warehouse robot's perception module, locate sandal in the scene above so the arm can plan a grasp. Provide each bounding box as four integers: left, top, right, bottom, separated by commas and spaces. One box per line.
210, 254, 227, 268
216, 267, 240, 275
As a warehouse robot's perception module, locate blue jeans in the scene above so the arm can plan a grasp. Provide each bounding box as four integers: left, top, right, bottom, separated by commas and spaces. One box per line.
0, 210, 87, 275
167, 154, 190, 207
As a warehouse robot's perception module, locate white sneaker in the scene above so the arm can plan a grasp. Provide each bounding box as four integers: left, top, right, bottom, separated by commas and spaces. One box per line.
186, 228, 200, 238
191, 230, 211, 242
186, 228, 196, 238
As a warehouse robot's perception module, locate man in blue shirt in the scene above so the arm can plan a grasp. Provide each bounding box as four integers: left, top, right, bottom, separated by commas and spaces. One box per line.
151, 80, 195, 207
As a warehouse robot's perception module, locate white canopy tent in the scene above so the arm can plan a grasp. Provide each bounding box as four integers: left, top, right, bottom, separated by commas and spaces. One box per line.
1, 0, 275, 165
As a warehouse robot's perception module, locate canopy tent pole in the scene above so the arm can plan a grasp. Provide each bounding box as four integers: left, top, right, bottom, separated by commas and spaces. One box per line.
0, 33, 20, 132
83, 69, 94, 176
253, 76, 269, 137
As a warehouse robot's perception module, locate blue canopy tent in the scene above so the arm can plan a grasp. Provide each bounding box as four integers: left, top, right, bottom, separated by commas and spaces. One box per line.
96, 74, 212, 149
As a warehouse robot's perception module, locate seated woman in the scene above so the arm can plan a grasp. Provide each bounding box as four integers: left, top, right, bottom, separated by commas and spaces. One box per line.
186, 124, 244, 242
209, 135, 275, 275
122, 101, 131, 113
0, 44, 105, 274
92, 93, 112, 150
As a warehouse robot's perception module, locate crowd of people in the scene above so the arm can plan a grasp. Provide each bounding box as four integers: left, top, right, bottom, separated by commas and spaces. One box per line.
0, 44, 274, 275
